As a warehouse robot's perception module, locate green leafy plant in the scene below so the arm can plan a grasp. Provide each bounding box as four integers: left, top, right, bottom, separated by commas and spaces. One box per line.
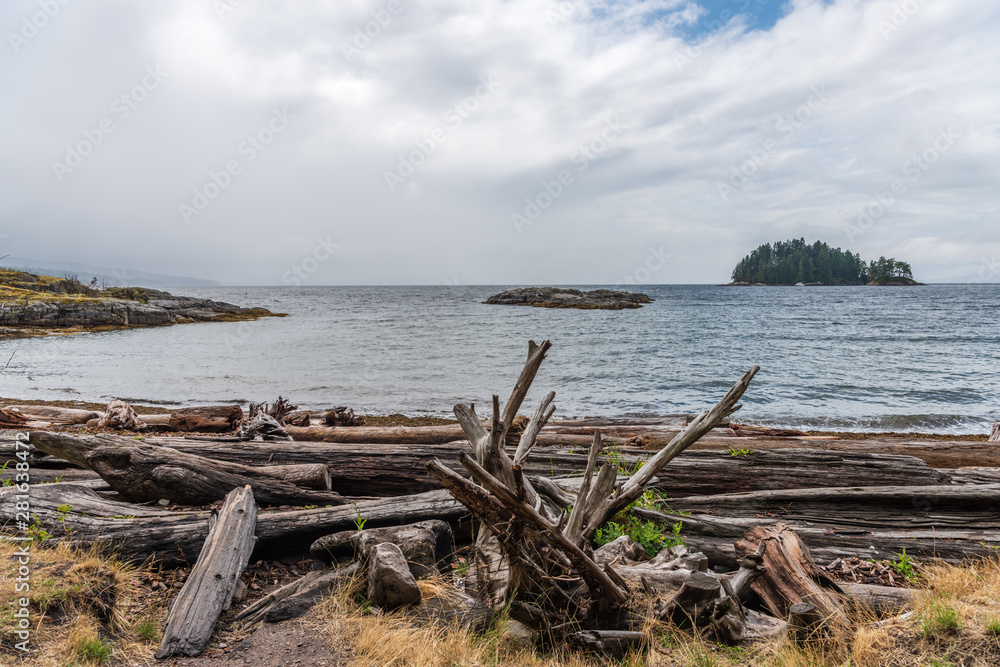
593, 486, 685, 557
888, 548, 917, 582
594, 516, 683, 557
26, 520, 53, 543
55, 503, 74, 533
352, 502, 367, 532
984, 617, 1000, 636
726, 448, 754, 457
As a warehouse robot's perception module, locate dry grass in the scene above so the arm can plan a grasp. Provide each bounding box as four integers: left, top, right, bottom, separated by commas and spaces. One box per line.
3, 538, 998, 667
311, 557, 1000, 667
0, 540, 165, 665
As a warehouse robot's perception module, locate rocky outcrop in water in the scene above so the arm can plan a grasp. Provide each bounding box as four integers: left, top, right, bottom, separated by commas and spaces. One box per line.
484, 287, 653, 310
0, 274, 281, 335
0, 292, 275, 328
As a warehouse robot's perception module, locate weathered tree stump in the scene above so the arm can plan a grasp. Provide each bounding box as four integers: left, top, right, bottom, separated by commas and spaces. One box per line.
425, 339, 763, 646
735, 523, 848, 633
99, 400, 145, 431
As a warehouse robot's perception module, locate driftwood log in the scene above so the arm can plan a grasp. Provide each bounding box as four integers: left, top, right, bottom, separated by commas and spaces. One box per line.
0, 408, 29, 427
990, 421, 1000, 443
29, 433, 343, 507
21, 432, 954, 498
155, 485, 257, 659
168, 405, 243, 433
633, 484, 1000, 566
4, 404, 99, 424
0, 483, 464, 566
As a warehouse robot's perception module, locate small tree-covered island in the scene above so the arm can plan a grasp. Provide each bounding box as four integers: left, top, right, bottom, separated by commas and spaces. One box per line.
727, 238, 924, 286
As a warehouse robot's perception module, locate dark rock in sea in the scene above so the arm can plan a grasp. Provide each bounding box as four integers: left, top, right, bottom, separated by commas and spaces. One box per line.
0, 276, 283, 336
484, 287, 653, 310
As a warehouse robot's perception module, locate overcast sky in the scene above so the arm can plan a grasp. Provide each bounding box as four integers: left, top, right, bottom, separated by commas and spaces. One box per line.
2, 0, 998, 285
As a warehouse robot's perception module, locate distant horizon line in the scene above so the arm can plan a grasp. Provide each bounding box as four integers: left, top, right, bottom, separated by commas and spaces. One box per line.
179, 282, 970, 288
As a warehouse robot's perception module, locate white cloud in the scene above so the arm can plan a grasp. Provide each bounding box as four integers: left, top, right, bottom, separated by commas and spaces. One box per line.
1, 0, 997, 284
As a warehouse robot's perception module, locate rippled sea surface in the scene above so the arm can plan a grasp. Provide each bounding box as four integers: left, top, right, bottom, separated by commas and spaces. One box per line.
1, 284, 997, 434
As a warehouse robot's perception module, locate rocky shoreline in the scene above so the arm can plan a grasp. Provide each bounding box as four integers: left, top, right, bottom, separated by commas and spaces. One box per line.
484, 287, 653, 309
0, 269, 283, 338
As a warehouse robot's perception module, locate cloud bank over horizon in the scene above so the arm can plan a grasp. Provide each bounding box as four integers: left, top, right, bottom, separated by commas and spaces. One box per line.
1, 0, 998, 286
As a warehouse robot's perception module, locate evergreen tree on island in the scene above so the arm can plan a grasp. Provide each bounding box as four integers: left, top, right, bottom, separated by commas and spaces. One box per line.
730, 239, 918, 285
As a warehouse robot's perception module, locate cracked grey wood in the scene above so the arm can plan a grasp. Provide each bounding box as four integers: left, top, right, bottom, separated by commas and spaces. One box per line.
29, 432, 342, 506
155, 485, 257, 659
0, 483, 463, 566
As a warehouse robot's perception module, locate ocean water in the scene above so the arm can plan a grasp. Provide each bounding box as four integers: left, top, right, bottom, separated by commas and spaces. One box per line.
1, 284, 997, 435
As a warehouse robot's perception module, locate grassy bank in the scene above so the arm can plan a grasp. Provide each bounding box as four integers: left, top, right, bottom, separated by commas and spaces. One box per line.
2, 539, 998, 666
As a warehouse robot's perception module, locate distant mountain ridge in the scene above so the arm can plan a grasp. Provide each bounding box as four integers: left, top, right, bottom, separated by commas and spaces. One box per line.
0, 257, 219, 288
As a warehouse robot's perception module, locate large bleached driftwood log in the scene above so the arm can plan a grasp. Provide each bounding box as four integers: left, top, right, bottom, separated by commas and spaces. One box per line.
0, 484, 463, 565
633, 484, 1000, 566
2, 404, 98, 425
156, 485, 257, 659
426, 339, 763, 642
29, 433, 343, 507
22, 431, 952, 498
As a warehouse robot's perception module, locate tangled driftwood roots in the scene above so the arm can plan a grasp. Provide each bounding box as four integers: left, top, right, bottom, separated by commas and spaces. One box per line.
424, 340, 770, 647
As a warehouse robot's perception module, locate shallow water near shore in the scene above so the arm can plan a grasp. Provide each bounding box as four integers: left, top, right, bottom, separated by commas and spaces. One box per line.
1, 284, 997, 435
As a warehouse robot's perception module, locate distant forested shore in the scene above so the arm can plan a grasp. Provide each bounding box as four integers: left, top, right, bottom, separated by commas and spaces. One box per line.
728, 238, 922, 286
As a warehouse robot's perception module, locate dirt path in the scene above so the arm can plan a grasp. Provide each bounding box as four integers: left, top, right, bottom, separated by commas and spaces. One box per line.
163, 610, 351, 667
